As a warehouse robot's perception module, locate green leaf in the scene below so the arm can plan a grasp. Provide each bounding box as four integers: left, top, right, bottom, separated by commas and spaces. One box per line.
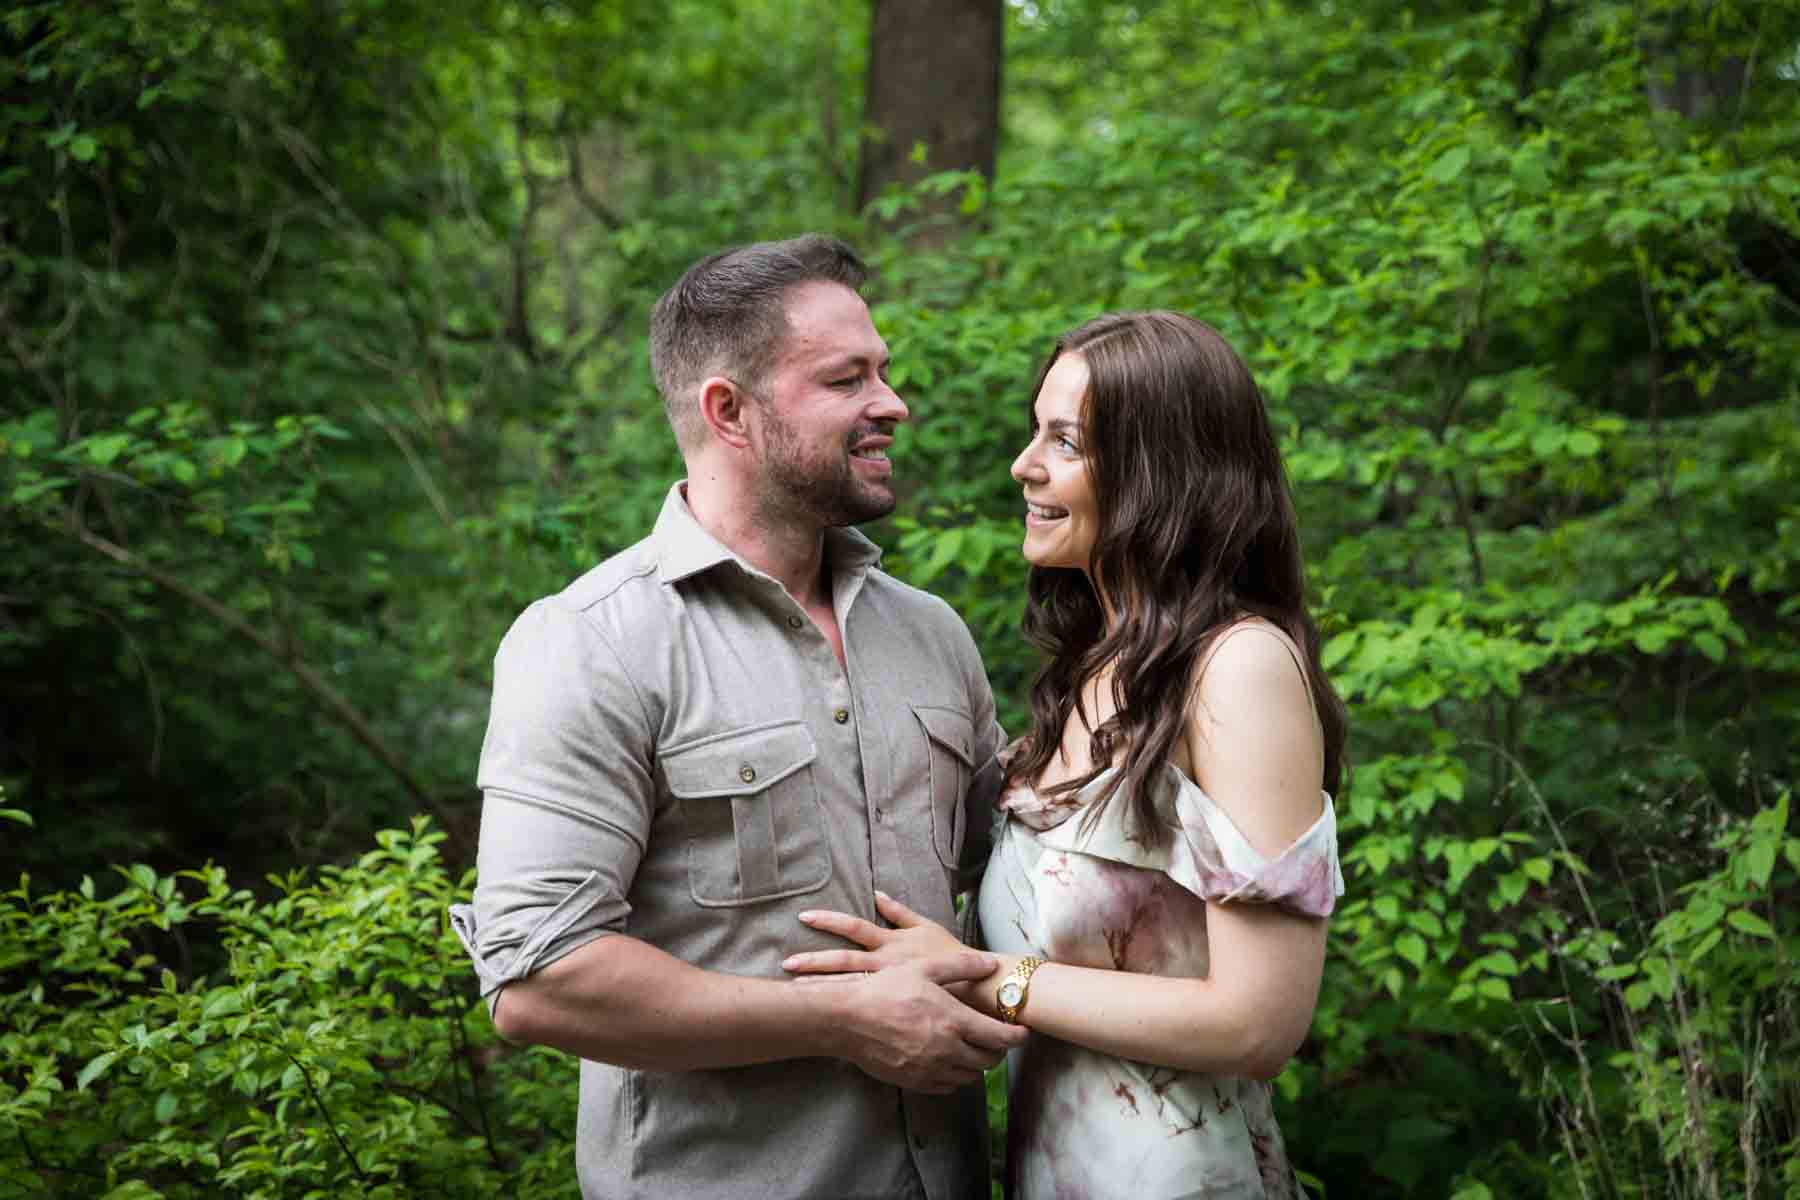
1396, 932, 1427, 969
1321, 633, 1354, 670
1687, 928, 1723, 964
0, 808, 32, 826
1693, 632, 1726, 663
1727, 910, 1775, 939
1744, 839, 1776, 889
70, 133, 98, 162
86, 433, 131, 466
202, 987, 244, 1019
1405, 909, 1443, 938
1477, 950, 1519, 977
154, 1090, 179, 1123
77, 1050, 121, 1091
1426, 145, 1471, 185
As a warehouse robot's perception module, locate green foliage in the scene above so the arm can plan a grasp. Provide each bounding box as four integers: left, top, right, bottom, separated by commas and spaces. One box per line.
0, 821, 576, 1198
3, 0, 1798, 1195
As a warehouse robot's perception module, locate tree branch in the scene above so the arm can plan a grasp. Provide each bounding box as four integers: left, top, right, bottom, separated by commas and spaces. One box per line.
63, 517, 464, 846
564, 135, 624, 231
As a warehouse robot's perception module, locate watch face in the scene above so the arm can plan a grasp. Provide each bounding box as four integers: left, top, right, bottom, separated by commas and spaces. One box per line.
998, 981, 1023, 1007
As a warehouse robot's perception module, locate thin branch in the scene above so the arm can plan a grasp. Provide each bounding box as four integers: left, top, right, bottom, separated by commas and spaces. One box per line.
245, 1035, 371, 1187
564, 135, 624, 230
62, 516, 464, 845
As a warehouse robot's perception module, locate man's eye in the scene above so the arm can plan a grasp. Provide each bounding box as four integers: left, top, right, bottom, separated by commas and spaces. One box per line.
831, 377, 859, 389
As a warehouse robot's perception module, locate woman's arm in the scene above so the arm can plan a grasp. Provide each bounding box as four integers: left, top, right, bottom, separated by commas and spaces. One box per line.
788, 626, 1331, 1081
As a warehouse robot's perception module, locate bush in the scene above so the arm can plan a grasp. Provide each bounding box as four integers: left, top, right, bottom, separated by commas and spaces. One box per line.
0, 819, 577, 1199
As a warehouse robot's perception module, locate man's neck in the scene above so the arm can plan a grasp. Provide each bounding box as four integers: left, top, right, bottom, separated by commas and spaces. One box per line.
683, 477, 831, 610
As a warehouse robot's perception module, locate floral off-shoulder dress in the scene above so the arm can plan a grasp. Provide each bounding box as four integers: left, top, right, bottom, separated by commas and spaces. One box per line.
975, 761, 1344, 1199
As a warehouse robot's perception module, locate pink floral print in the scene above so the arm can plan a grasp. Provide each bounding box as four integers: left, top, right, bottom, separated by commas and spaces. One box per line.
978, 762, 1343, 1198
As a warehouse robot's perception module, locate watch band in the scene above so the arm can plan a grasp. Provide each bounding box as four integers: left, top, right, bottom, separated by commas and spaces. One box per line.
996, 956, 1044, 1024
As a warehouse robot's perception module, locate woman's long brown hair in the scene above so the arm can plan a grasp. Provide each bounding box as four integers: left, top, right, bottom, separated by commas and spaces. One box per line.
1008, 311, 1348, 843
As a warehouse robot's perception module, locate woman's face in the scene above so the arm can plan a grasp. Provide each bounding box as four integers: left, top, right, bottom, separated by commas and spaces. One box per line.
1010, 352, 1100, 574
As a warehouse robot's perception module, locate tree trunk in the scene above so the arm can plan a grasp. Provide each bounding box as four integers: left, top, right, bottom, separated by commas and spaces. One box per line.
857, 0, 1002, 235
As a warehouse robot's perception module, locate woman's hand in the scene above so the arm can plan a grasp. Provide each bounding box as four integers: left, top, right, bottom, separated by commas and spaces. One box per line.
783, 891, 969, 977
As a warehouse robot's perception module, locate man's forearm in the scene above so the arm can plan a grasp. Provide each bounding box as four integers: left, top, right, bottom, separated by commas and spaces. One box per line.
493, 932, 849, 1070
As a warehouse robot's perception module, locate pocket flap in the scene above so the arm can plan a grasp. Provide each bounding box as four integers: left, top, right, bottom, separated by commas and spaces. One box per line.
912, 704, 975, 768
662, 721, 818, 799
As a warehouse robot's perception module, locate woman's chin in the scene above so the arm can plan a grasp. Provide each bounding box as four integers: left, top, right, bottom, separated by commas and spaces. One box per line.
1020, 542, 1080, 571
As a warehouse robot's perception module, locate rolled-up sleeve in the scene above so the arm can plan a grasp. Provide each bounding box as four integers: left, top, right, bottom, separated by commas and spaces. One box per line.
448, 598, 656, 1008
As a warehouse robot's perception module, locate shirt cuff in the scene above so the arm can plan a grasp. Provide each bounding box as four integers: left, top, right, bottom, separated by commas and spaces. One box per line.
448, 871, 629, 1002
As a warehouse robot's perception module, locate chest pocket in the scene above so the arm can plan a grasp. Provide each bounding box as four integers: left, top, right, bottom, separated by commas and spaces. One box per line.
662, 721, 831, 907
913, 704, 976, 869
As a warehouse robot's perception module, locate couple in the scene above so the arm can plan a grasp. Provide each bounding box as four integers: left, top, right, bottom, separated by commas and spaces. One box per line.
450, 234, 1347, 1200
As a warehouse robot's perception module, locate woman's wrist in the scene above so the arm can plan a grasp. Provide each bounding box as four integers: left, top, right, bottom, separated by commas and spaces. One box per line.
964, 953, 1022, 1019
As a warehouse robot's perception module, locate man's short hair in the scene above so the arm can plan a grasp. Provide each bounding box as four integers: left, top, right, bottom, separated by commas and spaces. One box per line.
649, 234, 869, 451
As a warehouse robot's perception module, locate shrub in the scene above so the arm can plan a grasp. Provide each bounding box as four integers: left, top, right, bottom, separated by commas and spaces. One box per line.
0, 819, 577, 1199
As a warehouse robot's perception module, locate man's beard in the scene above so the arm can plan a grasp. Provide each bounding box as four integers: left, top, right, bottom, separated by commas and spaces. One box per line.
755, 404, 896, 528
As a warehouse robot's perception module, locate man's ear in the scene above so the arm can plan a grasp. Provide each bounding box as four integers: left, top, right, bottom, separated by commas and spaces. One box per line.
698, 375, 753, 449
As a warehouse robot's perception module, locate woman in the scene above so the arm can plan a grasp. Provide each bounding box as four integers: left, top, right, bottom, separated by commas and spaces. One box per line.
785, 311, 1347, 1198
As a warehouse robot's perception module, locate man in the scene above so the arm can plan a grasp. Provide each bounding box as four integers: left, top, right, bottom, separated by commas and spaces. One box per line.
450, 234, 1022, 1200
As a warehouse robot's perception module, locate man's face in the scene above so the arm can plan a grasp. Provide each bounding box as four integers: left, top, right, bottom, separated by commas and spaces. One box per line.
748, 281, 909, 528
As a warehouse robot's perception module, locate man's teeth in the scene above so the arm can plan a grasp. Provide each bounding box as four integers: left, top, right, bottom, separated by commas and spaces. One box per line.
851, 447, 887, 460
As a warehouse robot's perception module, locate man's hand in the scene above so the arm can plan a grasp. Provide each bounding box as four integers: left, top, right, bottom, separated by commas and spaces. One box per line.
817, 953, 1027, 1093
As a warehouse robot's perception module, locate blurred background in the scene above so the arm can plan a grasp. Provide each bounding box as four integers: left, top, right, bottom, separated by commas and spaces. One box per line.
2, 1, 1797, 1195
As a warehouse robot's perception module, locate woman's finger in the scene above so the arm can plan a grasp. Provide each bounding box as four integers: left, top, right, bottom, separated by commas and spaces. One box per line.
782, 948, 881, 974
798, 909, 888, 948
873, 889, 926, 928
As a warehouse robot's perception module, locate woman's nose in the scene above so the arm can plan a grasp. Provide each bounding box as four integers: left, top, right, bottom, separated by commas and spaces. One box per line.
1010, 443, 1039, 483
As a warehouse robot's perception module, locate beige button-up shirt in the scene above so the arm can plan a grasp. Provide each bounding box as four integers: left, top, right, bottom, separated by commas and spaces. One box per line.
451, 484, 1005, 1200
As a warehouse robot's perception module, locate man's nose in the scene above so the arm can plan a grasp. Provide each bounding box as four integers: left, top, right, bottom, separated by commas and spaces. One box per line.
869, 379, 909, 424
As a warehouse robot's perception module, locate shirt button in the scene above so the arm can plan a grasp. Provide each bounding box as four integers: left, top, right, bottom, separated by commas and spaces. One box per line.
786, 615, 804, 630
833, 708, 850, 724
739, 765, 756, 783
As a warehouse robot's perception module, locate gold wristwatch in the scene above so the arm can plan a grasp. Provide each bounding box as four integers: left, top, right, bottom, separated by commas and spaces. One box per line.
995, 956, 1044, 1024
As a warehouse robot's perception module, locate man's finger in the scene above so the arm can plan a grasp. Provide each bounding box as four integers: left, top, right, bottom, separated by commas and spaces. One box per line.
781, 949, 878, 974
797, 909, 886, 948
918, 951, 999, 987
949, 1038, 1006, 1073
957, 1010, 1031, 1053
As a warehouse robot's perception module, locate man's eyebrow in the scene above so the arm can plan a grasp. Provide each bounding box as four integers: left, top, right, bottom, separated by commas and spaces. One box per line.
815, 352, 891, 373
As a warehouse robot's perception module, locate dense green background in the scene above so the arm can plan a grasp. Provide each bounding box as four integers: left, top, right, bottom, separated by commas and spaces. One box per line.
3, 1, 1797, 1196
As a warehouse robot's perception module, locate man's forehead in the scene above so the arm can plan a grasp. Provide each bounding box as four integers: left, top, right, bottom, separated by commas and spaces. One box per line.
776, 282, 887, 367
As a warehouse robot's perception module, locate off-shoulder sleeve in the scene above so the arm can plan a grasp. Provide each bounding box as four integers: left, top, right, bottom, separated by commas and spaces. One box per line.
1164, 781, 1345, 918
1032, 765, 1345, 918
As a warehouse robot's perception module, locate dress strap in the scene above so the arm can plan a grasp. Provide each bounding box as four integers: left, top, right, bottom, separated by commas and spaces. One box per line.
1196, 617, 1321, 732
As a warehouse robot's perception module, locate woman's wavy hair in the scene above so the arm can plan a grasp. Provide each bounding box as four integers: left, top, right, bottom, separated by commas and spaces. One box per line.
1008, 311, 1348, 843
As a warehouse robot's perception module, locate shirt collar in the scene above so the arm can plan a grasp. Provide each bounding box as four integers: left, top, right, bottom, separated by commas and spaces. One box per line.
653, 482, 884, 586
